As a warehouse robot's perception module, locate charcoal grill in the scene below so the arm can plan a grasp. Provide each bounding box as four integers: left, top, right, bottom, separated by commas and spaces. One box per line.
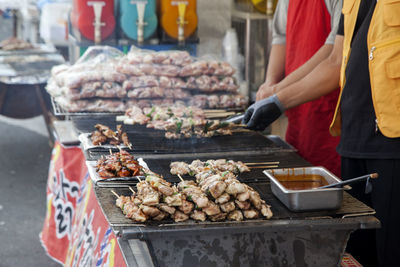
76, 115, 379, 266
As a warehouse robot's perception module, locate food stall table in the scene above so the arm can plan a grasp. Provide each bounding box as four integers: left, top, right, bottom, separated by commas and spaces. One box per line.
40, 138, 379, 266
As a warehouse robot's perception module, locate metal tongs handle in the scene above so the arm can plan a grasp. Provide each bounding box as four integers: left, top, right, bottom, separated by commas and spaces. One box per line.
318, 173, 378, 193
223, 113, 245, 124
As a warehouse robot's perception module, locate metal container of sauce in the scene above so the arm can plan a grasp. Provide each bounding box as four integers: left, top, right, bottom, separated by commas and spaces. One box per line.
263, 167, 344, 212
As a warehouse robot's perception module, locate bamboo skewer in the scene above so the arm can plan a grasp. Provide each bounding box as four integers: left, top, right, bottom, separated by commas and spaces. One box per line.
109, 148, 113, 155
249, 165, 279, 169
177, 174, 184, 182
129, 186, 135, 194
136, 176, 142, 182
111, 190, 119, 198
205, 112, 236, 118
245, 162, 280, 165
203, 109, 228, 113
128, 143, 133, 150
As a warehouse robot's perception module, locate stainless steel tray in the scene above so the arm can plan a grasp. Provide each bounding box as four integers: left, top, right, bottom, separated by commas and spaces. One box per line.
263, 167, 344, 212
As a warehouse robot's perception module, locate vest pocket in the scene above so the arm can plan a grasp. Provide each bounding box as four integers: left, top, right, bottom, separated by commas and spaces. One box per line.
385, 57, 400, 111
369, 39, 400, 137
384, 0, 400, 26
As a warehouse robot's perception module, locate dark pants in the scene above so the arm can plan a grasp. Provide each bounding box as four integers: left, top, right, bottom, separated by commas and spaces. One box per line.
342, 157, 400, 267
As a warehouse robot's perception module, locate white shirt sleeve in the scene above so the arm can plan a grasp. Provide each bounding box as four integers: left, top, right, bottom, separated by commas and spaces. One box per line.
271, 0, 289, 45
325, 0, 343, 44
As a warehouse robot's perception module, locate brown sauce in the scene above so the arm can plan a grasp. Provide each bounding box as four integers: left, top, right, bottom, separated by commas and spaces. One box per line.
274, 174, 329, 190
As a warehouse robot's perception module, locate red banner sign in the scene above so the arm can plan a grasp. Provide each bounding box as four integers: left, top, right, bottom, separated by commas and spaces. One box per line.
40, 142, 126, 267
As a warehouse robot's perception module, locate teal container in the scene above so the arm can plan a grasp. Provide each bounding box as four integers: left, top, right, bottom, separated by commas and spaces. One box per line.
119, 0, 158, 41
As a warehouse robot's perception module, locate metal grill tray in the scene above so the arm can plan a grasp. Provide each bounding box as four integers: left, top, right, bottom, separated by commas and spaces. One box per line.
95, 183, 375, 227
86, 151, 308, 186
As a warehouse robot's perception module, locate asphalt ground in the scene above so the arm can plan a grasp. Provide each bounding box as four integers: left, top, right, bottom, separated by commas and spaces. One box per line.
0, 115, 59, 267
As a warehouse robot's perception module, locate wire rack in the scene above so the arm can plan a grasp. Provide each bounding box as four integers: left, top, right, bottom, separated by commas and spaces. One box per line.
51, 97, 125, 116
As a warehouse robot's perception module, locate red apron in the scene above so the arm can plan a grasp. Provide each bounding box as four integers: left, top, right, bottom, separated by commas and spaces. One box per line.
285, 0, 341, 176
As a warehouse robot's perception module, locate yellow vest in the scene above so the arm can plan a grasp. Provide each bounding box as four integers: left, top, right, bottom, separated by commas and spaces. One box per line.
330, 0, 400, 138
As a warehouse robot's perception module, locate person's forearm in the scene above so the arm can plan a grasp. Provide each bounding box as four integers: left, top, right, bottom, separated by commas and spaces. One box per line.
264, 44, 286, 86
276, 36, 343, 109
277, 44, 333, 89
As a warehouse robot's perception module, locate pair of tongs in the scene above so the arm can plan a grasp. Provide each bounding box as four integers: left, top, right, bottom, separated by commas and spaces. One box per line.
222, 113, 245, 124
317, 173, 378, 194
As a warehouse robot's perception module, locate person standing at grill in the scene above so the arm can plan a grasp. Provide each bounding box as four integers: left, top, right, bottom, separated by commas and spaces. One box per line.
244, 0, 400, 266
250, 0, 343, 177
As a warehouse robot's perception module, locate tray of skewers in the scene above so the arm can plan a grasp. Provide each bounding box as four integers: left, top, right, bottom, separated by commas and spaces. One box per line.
79, 123, 133, 151
106, 158, 274, 224
116, 104, 247, 139
87, 150, 147, 183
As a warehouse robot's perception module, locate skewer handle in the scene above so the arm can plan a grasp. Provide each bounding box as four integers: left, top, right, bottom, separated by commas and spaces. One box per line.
111, 190, 120, 198
129, 186, 135, 193
245, 162, 280, 165
177, 174, 184, 182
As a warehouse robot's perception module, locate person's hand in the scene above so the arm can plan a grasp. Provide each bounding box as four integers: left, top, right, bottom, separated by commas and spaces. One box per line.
242, 95, 285, 131
256, 83, 277, 101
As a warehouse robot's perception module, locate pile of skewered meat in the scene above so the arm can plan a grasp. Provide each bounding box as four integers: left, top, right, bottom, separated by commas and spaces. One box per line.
113, 168, 272, 223
0, 37, 33, 51
169, 159, 273, 220
96, 150, 142, 178
119, 103, 244, 139
90, 124, 130, 146
170, 159, 250, 176
46, 49, 247, 113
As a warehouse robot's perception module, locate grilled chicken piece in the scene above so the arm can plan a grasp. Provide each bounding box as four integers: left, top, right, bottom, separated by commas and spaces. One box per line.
260, 203, 273, 219
179, 199, 194, 214
190, 194, 209, 208
91, 131, 107, 145
178, 181, 210, 208
141, 193, 159, 206
97, 168, 115, 178
225, 179, 246, 195
164, 194, 183, 206
158, 204, 176, 215
122, 201, 136, 215
202, 202, 221, 216
95, 124, 117, 139
198, 174, 221, 187
173, 210, 189, 222
207, 180, 227, 199
237, 191, 250, 202
243, 209, 259, 219
227, 210, 243, 221
118, 167, 131, 177
177, 180, 197, 190
190, 210, 206, 222
158, 184, 174, 196
141, 205, 161, 217
121, 132, 130, 146
220, 201, 236, 213
170, 161, 190, 175
209, 212, 227, 222
235, 200, 251, 210
104, 160, 122, 172
116, 196, 131, 209
153, 211, 168, 221
215, 193, 230, 204
123, 203, 148, 222
248, 190, 262, 210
